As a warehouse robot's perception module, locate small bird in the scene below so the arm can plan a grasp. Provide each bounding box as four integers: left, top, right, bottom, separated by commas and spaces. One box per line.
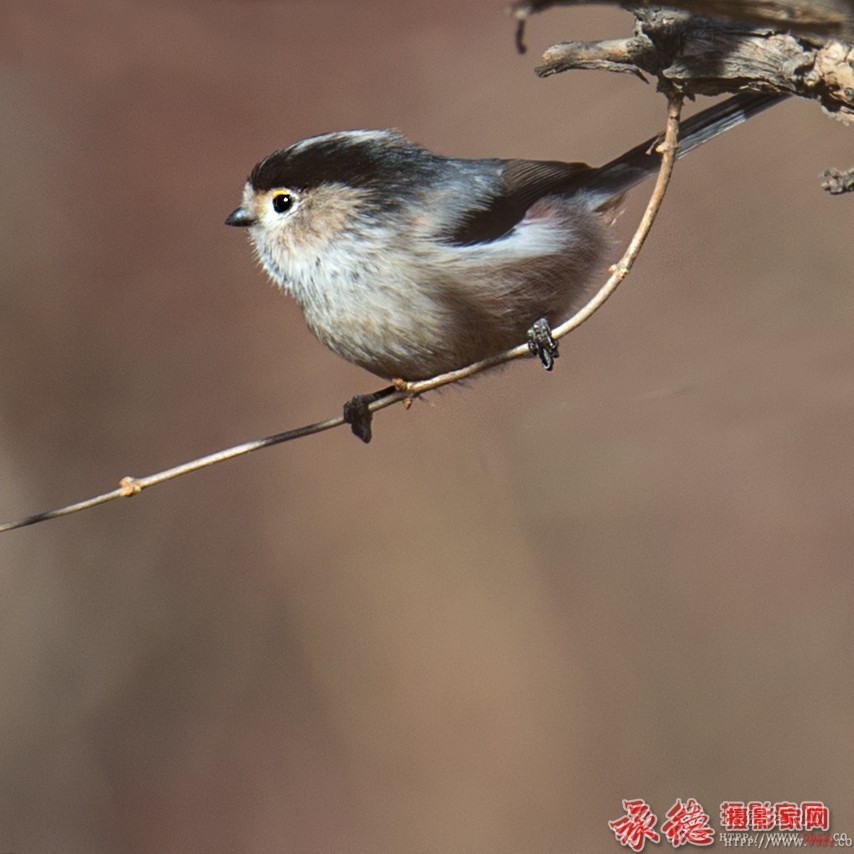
226, 92, 782, 435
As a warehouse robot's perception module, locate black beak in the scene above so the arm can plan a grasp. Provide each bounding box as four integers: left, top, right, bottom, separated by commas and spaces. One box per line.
225, 207, 256, 227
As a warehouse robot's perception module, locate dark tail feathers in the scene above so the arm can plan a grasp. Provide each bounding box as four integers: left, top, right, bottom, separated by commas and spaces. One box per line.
585, 91, 786, 204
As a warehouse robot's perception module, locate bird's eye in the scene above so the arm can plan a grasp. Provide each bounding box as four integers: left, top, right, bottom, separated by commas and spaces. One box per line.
272, 193, 295, 214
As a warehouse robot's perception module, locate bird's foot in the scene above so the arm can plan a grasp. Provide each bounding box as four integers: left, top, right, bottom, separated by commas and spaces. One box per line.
527, 317, 559, 371
343, 386, 395, 443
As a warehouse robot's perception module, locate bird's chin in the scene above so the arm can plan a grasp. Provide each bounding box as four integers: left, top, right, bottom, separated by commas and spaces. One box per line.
251, 242, 293, 294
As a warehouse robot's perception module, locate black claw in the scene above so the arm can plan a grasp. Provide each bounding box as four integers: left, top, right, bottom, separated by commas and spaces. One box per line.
342, 386, 395, 443
343, 395, 374, 443
527, 317, 560, 371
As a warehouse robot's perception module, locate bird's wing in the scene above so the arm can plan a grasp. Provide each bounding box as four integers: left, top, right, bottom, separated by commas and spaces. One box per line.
446, 159, 593, 246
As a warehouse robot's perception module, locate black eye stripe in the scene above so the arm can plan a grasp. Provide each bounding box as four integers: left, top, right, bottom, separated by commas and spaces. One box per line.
272, 193, 294, 214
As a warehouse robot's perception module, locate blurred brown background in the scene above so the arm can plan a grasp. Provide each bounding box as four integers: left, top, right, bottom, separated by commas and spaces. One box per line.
1, 1, 852, 852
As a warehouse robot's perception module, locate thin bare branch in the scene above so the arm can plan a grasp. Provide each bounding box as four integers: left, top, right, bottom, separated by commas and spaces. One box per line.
0, 95, 684, 534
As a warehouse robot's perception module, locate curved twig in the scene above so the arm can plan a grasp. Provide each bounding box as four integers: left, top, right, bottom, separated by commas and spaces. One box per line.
0, 94, 684, 534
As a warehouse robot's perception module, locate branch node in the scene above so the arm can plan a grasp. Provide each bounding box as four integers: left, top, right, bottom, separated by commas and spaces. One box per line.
118, 476, 142, 497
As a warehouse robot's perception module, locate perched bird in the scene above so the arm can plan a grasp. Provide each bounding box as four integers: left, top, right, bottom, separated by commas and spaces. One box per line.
226, 92, 782, 437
